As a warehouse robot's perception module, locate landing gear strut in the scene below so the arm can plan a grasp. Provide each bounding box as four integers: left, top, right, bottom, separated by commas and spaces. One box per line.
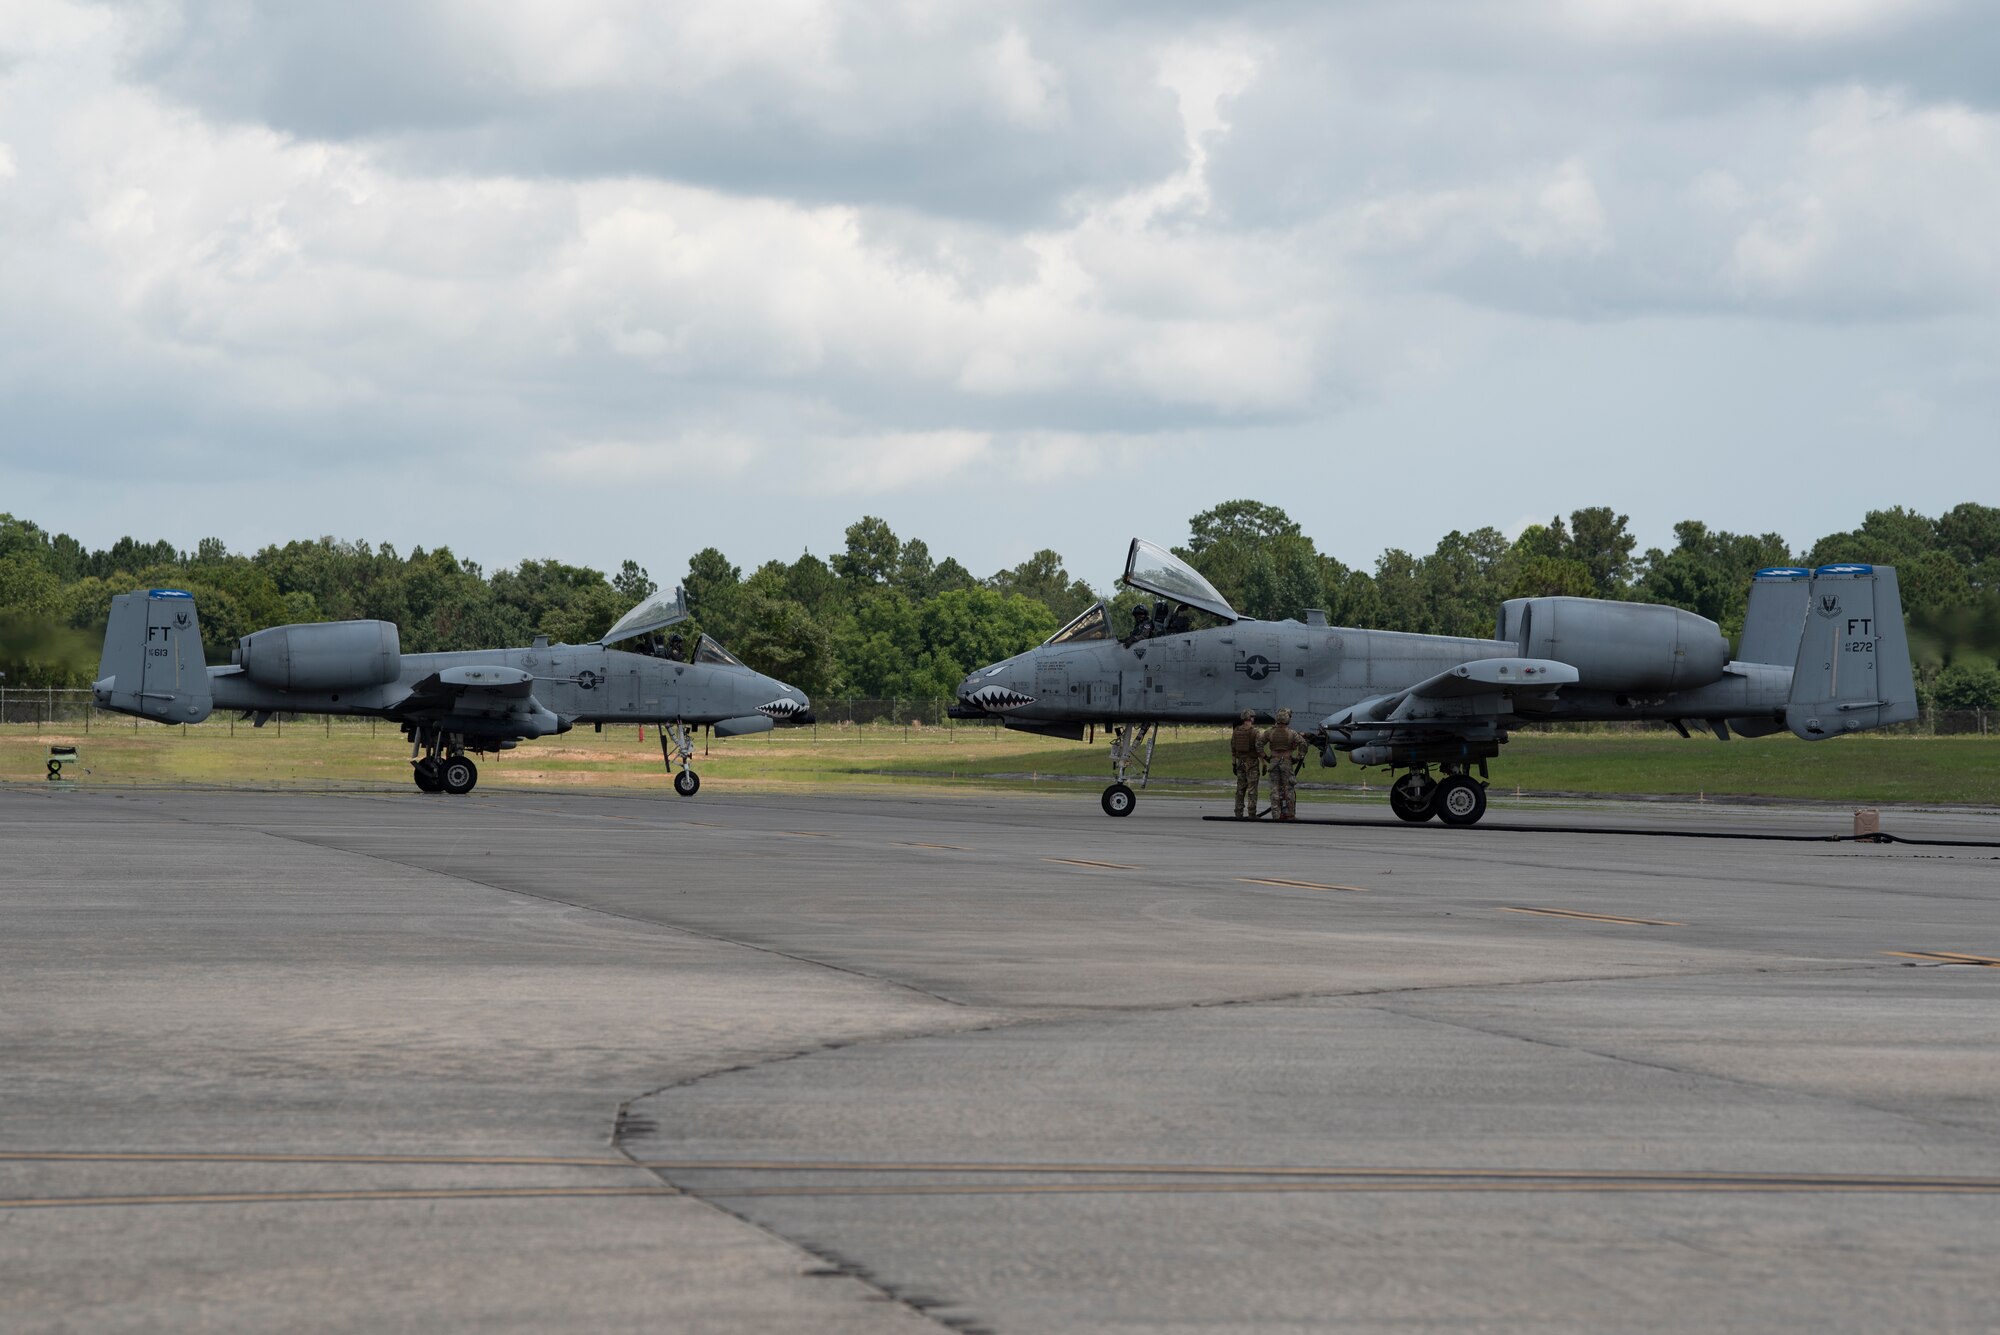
1388, 771, 1436, 823
661, 721, 701, 797
1101, 723, 1155, 817
408, 725, 477, 795
1385, 766, 1487, 826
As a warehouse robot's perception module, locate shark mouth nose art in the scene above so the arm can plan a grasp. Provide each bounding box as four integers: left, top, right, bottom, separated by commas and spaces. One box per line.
964, 685, 1036, 711
758, 698, 810, 719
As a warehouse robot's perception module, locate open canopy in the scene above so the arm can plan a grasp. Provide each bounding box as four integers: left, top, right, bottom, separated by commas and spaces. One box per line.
1122, 539, 1238, 623
1043, 602, 1113, 646
599, 585, 690, 646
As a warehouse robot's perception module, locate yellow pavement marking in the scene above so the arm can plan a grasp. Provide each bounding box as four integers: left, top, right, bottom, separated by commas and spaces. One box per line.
1884, 951, 2000, 967
701, 1178, 2000, 1198
1502, 907, 1682, 927
14, 1152, 1990, 1192
898, 842, 973, 851
1237, 877, 1367, 893
0, 1186, 680, 1211
641, 1160, 1998, 1184
0, 1151, 627, 1167
1044, 857, 1141, 871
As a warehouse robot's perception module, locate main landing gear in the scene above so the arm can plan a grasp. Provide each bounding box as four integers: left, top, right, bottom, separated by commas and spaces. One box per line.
1101, 723, 1156, 817
660, 721, 701, 797
1385, 766, 1487, 826
408, 726, 479, 795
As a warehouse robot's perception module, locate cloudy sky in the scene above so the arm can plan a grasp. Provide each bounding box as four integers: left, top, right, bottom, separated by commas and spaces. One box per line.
3, 0, 1996, 589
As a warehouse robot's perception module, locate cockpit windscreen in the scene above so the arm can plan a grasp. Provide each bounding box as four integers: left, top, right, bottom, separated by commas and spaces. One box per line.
694, 634, 744, 668
1044, 602, 1112, 646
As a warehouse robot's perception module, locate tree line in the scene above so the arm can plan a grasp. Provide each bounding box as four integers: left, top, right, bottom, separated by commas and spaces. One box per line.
2, 502, 1997, 710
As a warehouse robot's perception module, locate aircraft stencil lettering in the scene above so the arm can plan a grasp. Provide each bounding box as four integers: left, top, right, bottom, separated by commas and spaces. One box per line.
92, 584, 811, 795
951, 539, 1918, 823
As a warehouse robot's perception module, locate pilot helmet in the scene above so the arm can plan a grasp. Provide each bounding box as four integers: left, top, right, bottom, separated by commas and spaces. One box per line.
1275, 708, 1292, 724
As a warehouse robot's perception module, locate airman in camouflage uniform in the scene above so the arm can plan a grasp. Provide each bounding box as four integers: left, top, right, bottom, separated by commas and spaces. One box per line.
1230, 709, 1261, 818
1262, 708, 1307, 821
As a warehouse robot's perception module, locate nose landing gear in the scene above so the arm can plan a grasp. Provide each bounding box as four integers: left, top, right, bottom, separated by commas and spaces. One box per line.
661, 721, 701, 797
1100, 723, 1155, 817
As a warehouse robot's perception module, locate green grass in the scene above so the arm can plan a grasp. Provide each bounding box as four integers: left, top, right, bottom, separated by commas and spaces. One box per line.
5, 718, 1996, 805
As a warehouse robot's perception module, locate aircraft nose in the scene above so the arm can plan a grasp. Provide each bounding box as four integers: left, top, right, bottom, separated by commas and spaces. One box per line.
953, 661, 1037, 714
755, 678, 813, 724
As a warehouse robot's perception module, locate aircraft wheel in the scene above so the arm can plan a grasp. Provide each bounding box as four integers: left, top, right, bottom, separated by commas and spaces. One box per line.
1101, 782, 1136, 817
1388, 773, 1435, 823
1434, 774, 1487, 827
439, 756, 478, 795
674, 770, 701, 797
413, 760, 443, 793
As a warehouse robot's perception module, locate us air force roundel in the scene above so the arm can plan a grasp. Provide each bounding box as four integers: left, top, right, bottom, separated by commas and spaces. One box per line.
1234, 655, 1279, 681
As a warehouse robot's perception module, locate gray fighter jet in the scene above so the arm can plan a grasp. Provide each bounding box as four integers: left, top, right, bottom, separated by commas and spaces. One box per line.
952, 539, 1917, 823
92, 585, 810, 795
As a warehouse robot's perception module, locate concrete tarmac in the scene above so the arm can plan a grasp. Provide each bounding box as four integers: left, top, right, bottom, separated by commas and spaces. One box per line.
3, 783, 1997, 1332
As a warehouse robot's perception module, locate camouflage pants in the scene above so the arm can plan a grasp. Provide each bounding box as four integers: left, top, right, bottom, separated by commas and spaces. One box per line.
1268, 757, 1297, 819
1232, 755, 1260, 817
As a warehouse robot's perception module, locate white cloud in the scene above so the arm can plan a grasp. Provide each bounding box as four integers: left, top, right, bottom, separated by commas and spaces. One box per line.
3, 0, 1998, 580
536, 432, 763, 485
984, 28, 1068, 129
1722, 88, 2000, 312
809, 431, 991, 494
1555, 0, 1937, 39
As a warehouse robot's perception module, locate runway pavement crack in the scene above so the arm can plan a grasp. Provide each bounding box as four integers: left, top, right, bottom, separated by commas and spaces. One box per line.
608, 1111, 978, 1335
149, 801, 981, 1013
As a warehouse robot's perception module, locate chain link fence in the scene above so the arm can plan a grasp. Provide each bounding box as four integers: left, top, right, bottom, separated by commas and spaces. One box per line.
1, 687, 1991, 737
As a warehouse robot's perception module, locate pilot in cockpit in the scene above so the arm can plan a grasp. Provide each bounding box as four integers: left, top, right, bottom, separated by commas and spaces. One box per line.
1121, 603, 1154, 647
665, 633, 686, 662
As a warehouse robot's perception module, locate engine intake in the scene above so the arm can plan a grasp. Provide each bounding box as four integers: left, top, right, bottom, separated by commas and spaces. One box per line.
237, 620, 402, 692
1497, 597, 1727, 693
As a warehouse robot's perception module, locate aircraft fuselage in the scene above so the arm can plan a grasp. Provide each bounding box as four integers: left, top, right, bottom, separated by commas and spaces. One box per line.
204, 641, 801, 732
962, 619, 1791, 735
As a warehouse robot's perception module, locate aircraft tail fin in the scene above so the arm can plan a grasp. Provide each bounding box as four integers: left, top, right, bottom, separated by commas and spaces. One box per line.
1784, 565, 1917, 741
93, 590, 214, 724
1738, 566, 1812, 665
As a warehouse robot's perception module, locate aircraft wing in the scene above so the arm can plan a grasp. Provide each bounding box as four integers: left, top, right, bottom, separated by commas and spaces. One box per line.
1323, 657, 1577, 734
391, 666, 568, 737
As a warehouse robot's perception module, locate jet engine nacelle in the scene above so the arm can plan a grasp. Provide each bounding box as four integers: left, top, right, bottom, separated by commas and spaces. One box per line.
237, 620, 402, 692
1497, 597, 1727, 693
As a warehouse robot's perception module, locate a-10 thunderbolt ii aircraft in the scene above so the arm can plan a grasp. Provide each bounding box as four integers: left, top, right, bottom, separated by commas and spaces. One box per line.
91, 585, 811, 794
951, 539, 1917, 824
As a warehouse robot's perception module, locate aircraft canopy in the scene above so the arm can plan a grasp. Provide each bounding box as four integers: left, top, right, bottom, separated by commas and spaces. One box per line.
1044, 602, 1113, 646
692, 634, 743, 668
1122, 539, 1238, 623
599, 585, 690, 645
